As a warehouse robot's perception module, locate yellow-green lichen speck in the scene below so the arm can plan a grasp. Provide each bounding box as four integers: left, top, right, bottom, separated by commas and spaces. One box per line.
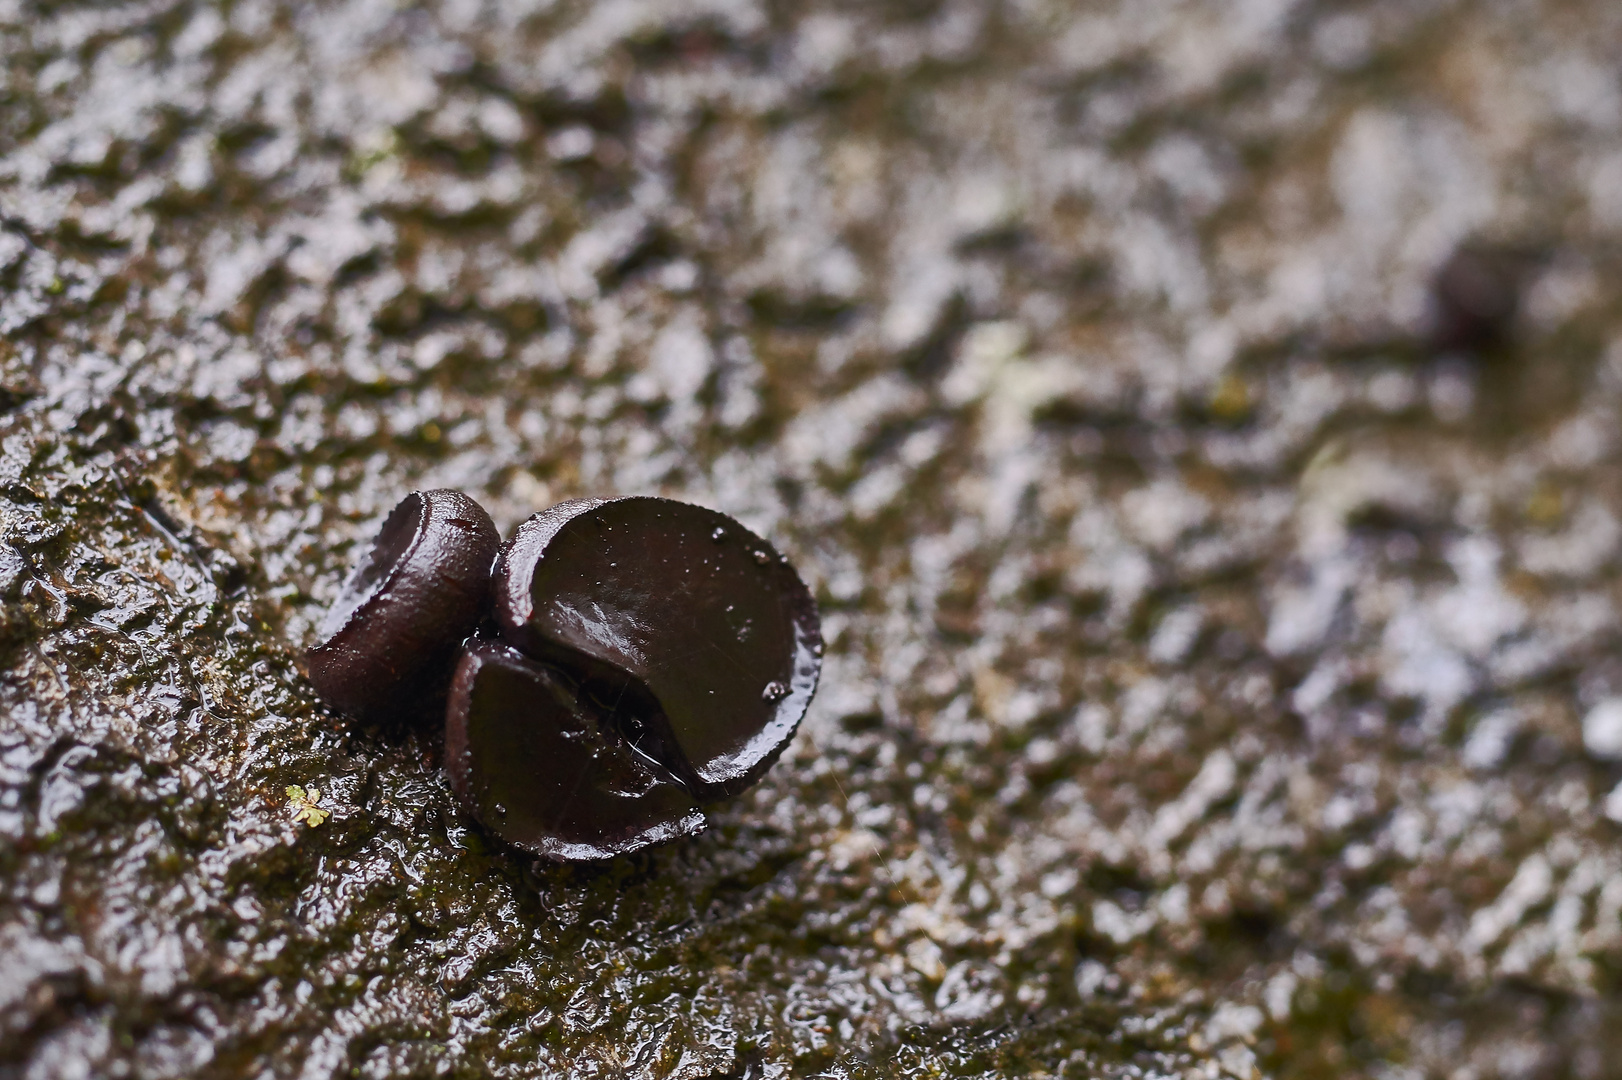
286, 785, 330, 827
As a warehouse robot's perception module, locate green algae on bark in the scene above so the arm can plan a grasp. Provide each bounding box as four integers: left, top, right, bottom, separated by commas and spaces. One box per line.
6, 1, 1622, 1078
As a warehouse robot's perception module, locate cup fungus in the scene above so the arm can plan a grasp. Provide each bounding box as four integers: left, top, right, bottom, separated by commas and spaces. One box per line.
307, 490, 822, 861
1426, 244, 1531, 355
492, 496, 822, 799
306, 489, 499, 727
444, 641, 706, 861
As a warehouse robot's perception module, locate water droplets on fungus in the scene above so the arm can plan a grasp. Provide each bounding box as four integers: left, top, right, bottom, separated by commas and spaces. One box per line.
307, 490, 822, 861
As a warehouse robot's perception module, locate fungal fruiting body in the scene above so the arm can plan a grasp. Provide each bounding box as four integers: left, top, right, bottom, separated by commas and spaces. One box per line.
444, 641, 705, 861
1426, 244, 1532, 355
308, 491, 821, 862
306, 490, 499, 727
492, 497, 822, 799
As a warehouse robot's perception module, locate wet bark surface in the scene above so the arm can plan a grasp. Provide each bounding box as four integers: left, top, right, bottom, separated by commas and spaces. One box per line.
4, 1, 1622, 1076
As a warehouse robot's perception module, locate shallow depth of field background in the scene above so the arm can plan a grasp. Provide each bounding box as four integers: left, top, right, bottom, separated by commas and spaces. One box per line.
4, 1, 1622, 1077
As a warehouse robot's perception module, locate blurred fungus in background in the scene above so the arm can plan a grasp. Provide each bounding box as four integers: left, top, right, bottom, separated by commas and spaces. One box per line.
5, 1, 1622, 1078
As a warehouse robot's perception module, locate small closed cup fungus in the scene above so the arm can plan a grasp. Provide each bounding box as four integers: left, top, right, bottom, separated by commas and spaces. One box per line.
307, 490, 499, 726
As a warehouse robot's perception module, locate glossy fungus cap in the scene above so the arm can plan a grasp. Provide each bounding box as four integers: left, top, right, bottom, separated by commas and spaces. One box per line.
307, 490, 499, 726
444, 640, 706, 861
493, 496, 822, 799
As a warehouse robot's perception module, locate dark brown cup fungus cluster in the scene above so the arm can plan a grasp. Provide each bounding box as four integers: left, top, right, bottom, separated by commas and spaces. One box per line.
307, 491, 822, 862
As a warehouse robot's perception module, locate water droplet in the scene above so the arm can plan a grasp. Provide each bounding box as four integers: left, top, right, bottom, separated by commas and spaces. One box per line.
753, 549, 771, 565
762, 680, 788, 702
494, 803, 507, 817
711, 527, 727, 542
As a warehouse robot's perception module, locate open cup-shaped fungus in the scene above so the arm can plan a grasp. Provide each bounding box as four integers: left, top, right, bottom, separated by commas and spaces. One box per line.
307, 490, 499, 727
492, 497, 823, 801
306, 490, 821, 862
444, 641, 705, 861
